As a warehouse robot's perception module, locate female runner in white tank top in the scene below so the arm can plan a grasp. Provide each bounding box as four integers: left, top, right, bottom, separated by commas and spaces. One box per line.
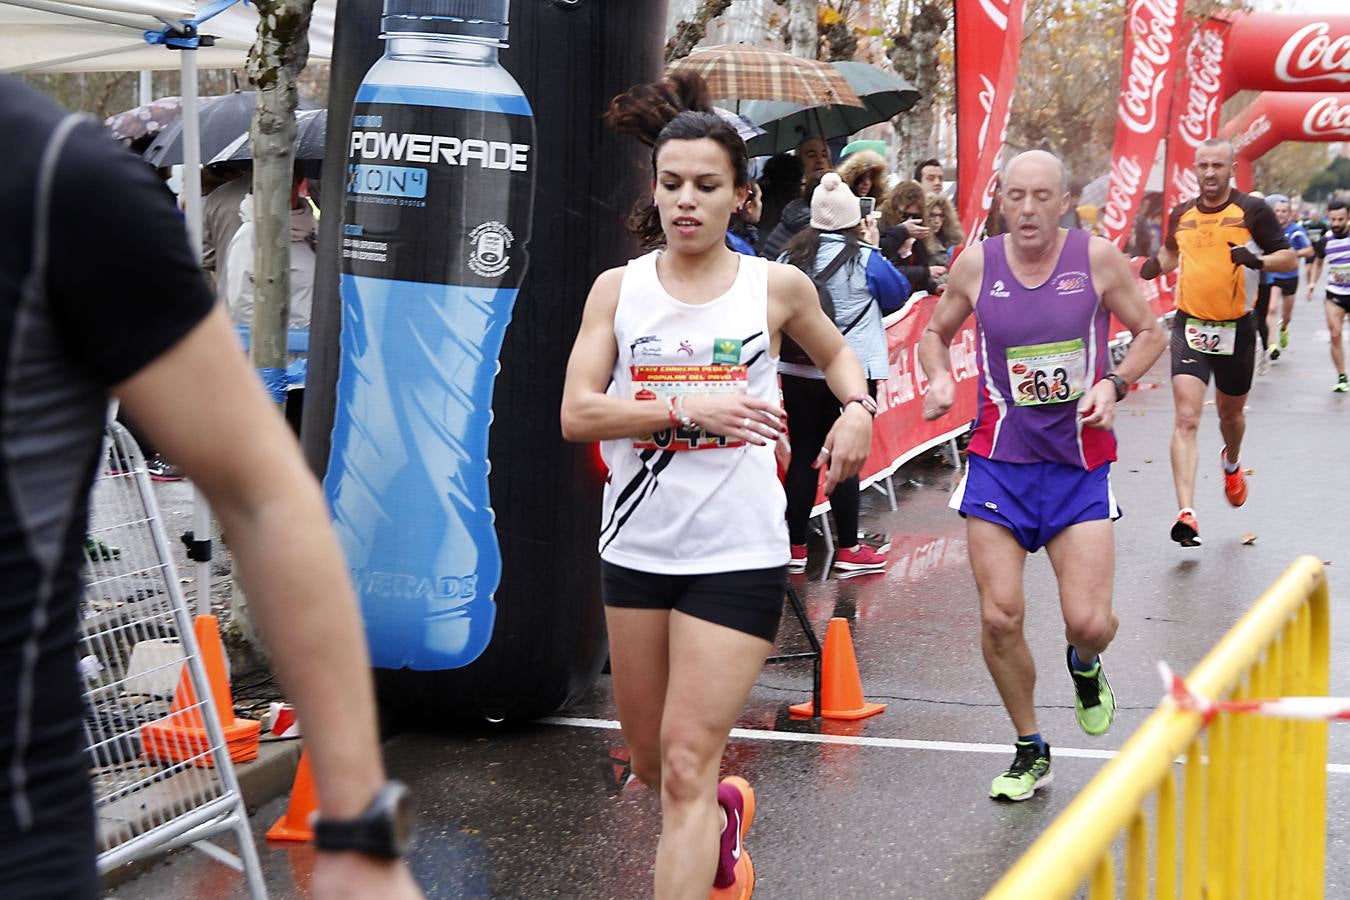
561, 74, 875, 900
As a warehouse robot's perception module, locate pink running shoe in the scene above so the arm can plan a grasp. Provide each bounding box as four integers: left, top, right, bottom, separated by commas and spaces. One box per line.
713, 776, 755, 890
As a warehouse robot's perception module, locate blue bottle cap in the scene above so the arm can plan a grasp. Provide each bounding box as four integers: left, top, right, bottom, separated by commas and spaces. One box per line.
382, 0, 510, 42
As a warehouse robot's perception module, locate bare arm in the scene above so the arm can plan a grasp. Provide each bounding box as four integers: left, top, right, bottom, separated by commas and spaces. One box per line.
1077, 239, 1168, 429
1261, 247, 1298, 274
114, 309, 420, 898
1153, 243, 1179, 275
560, 267, 784, 446
918, 245, 980, 420
770, 261, 873, 492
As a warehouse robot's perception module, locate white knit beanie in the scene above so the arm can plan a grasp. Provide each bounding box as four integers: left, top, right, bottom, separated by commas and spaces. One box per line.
810, 172, 861, 231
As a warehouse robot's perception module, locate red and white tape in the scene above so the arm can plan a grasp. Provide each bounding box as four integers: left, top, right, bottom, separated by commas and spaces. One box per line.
1159, 662, 1350, 722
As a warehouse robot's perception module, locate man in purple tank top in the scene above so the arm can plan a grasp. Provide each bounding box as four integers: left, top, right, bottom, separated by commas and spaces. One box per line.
919, 151, 1166, 802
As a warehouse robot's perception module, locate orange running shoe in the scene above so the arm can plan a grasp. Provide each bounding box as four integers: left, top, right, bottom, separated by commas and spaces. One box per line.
1221, 448, 1247, 507
1170, 510, 1201, 547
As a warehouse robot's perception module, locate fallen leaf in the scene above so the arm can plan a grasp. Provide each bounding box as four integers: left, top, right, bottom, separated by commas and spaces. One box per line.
1205, 399, 1215, 406
1243, 467, 1254, 476
1143, 458, 1153, 464
1324, 560, 1333, 566
1241, 533, 1257, 545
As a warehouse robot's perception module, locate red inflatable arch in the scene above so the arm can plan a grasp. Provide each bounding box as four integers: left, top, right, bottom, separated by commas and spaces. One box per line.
1222, 13, 1350, 98
1220, 92, 1350, 190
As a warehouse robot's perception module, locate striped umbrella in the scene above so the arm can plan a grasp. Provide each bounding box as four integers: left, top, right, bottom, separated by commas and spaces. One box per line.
668, 44, 863, 109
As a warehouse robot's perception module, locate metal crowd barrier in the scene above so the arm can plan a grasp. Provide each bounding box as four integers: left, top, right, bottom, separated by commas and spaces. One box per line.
81, 422, 266, 897
987, 556, 1331, 900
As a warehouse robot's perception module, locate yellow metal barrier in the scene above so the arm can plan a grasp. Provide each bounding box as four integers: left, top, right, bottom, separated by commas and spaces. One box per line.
986, 556, 1330, 900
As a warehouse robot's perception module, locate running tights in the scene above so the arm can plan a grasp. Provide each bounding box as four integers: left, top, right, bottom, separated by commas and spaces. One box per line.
781, 374, 876, 547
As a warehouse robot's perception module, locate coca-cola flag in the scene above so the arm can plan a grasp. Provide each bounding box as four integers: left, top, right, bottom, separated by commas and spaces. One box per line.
1099, 0, 1185, 249
1162, 16, 1230, 220
1223, 13, 1350, 98
955, 0, 1025, 247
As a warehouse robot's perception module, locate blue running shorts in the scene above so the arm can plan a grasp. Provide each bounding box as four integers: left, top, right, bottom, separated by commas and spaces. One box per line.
950, 455, 1121, 552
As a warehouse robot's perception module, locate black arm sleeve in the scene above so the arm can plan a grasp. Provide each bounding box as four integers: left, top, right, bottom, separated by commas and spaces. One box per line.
1315, 236, 1328, 260
1244, 196, 1290, 255
45, 122, 216, 387
1163, 204, 1184, 252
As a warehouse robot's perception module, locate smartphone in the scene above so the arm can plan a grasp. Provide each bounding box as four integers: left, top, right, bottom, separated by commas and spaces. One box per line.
859, 196, 876, 218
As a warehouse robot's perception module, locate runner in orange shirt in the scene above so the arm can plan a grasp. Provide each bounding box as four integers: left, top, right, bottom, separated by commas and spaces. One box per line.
1138, 139, 1295, 546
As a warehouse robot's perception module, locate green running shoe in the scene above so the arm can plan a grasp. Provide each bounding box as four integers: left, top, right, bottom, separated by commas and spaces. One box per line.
83, 534, 122, 562
990, 741, 1052, 801
1279, 326, 1289, 350
1068, 645, 1115, 736
1334, 375, 1348, 394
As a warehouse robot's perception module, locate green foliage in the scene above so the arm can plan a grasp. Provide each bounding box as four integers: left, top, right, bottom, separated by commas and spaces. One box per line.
1304, 157, 1350, 203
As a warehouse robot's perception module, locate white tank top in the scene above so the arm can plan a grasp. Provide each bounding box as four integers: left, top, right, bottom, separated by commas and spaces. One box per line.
599, 250, 789, 574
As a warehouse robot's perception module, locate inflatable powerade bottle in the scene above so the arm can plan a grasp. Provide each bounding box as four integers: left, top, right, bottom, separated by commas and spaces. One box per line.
324, 0, 533, 670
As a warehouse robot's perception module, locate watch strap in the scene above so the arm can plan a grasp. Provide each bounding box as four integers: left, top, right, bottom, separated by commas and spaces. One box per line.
1101, 373, 1127, 402
844, 393, 877, 416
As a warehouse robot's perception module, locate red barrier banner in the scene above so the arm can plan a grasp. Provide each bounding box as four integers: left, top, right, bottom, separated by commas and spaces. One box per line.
811, 295, 979, 513
1222, 91, 1350, 189
1162, 17, 1229, 222
955, 0, 1025, 246
1222, 13, 1350, 99
1100, 0, 1185, 249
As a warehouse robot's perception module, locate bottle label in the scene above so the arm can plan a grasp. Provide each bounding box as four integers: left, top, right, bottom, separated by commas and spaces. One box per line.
327, 84, 535, 672
342, 89, 534, 288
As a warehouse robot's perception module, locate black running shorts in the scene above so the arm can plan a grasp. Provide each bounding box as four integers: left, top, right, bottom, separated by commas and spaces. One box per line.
1170, 312, 1256, 397
1328, 292, 1350, 315
601, 563, 786, 643
1269, 274, 1299, 295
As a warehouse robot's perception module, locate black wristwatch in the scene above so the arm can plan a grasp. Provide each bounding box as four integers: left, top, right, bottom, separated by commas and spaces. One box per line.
313, 781, 414, 859
1100, 373, 1128, 402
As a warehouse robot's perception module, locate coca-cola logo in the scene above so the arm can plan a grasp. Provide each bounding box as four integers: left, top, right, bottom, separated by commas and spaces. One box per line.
1275, 22, 1350, 86
1303, 96, 1350, 137
1232, 114, 1271, 153
1177, 26, 1225, 148
1101, 154, 1145, 246
1119, 0, 1180, 135
976, 74, 996, 151
979, 0, 1011, 31
1168, 163, 1198, 206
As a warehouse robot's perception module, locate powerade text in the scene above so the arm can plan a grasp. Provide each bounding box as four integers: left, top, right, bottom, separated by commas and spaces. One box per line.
350, 130, 530, 171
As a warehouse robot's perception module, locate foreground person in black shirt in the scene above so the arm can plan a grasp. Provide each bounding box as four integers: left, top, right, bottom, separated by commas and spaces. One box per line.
0, 78, 420, 898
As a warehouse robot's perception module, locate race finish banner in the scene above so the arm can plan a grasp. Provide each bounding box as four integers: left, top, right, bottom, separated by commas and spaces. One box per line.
1099, 0, 1185, 249
955, 0, 1026, 248
811, 295, 979, 514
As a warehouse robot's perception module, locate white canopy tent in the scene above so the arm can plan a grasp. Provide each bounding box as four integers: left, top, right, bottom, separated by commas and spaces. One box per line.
0, 0, 333, 73
2, 0, 334, 611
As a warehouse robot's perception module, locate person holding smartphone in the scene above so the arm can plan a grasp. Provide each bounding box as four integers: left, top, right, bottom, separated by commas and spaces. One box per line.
878, 180, 947, 296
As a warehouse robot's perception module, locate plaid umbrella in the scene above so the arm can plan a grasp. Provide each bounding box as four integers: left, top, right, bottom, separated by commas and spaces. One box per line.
739, 61, 920, 156
669, 44, 863, 109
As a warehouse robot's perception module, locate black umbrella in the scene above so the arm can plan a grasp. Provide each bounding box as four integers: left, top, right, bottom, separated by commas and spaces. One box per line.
143, 91, 318, 167
209, 108, 329, 164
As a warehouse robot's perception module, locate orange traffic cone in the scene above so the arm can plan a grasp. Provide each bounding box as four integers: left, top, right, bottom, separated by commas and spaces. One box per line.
140, 615, 261, 766
790, 617, 885, 720
267, 748, 317, 842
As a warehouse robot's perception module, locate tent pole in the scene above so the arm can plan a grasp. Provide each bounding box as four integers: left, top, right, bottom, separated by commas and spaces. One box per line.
180, 46, 213, 618
139, 69, 152, 105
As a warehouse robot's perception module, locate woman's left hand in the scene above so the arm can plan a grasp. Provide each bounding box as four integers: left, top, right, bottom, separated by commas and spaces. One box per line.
816, 404, 873, 494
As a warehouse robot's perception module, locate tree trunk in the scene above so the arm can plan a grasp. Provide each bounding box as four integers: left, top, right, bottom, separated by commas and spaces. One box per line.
232, 0, 313, 661
246, 0, 313, 391
666, 0, 735, 62
888, 1, 946, 181
788, 0, 818, 58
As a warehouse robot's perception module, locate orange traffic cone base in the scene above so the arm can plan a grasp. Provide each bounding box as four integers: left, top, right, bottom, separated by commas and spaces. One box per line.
788, 698, 886, 719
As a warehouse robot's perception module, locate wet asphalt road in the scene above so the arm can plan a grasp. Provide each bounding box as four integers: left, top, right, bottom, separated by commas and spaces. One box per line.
111, 292, 1349, 899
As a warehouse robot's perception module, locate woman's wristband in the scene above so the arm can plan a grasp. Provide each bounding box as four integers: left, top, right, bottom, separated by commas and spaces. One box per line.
844, 393, 878, 417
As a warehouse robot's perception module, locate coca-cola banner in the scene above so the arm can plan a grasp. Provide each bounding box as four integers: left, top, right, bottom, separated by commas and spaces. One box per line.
1223, 13, 1350, 98
1099, 0, 1185, 249
955, 0, 1026, 247
811, 296, 979, 513
1221, 91, 1350, 190
1162, 16, 1230, 222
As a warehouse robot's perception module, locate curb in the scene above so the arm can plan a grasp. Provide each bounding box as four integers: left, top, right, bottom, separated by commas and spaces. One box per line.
99, 738, 303, 891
